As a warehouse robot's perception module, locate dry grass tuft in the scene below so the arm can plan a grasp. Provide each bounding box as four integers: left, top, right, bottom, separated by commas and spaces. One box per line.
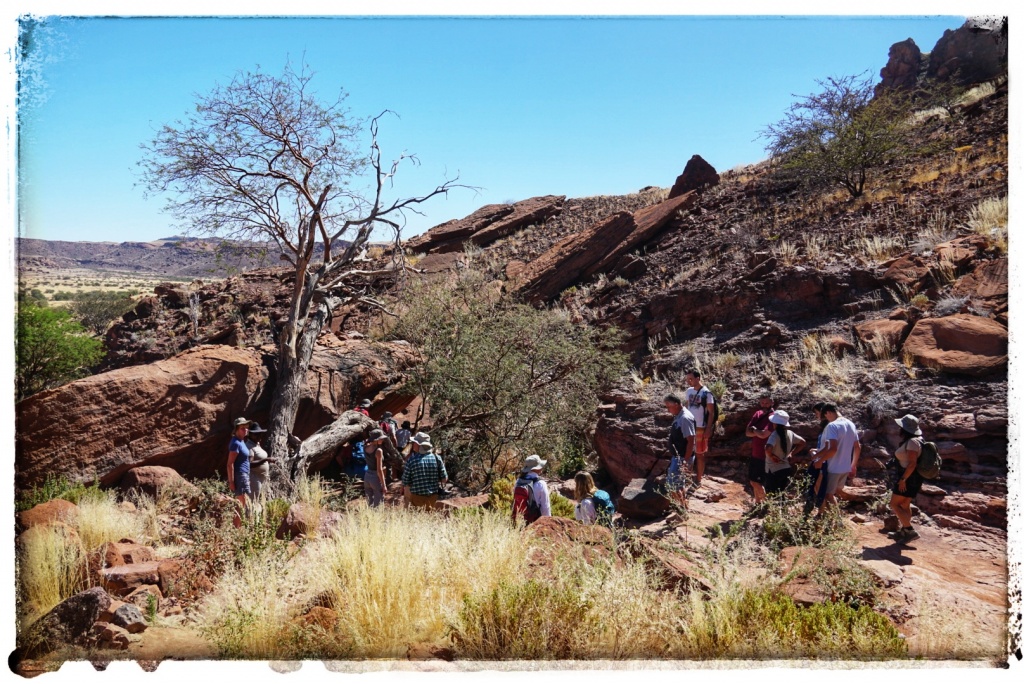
74, 492, 150, 552
966, 196, 1008, 253
17, 525, 88, 627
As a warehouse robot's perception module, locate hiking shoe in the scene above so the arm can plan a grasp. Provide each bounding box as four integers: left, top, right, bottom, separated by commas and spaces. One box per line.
887, 528, 907, 542
900, 528, 920, 543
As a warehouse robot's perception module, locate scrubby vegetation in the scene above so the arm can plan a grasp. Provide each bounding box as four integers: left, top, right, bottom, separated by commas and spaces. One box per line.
16, 302, 104, 401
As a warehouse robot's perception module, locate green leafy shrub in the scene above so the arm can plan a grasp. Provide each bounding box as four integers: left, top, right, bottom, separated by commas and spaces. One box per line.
449, 579, 596, 659
550, 491, 575, 519
16, 302, 104, 400
68, 290, 136, 335
556, 441, 589, 480
17, 474, 104, 512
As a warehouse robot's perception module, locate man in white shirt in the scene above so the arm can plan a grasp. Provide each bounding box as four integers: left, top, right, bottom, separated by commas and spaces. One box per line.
684, 369, 715, 488
810, 403, 861, 513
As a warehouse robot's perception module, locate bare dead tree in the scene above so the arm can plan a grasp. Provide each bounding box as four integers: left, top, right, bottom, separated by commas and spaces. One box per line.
139, 62, 463, 490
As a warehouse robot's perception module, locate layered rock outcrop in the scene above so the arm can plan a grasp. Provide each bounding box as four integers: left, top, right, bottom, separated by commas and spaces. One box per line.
876, 38, 923, 94
16, 339, 418, 488
405, 195, 565, 254
928, 17, 1008, 84
516, 192, 697, 303
902, 314, 1007, 376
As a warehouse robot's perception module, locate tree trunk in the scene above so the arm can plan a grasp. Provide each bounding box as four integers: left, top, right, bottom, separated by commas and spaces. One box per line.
266, 288, 340, 494
290, 410, 377, 476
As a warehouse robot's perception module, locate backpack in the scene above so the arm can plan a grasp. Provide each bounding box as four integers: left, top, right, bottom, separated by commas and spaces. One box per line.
698, 387, 720, 435
512, 477, 542, 525
916, 441, 942, 479
591, 489, 615, 526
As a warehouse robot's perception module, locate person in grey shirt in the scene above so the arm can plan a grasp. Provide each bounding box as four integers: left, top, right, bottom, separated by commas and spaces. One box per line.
245, 421, 274, 501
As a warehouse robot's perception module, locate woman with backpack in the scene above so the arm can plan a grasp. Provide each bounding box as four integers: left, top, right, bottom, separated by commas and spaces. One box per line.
572, 471, 615, 527
889, 414, 925, 543
763, 410, 806, 496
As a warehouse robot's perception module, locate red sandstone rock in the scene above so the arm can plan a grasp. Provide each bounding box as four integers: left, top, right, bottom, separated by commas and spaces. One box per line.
952, 258, 1007, 318
17, 499, 78, 532
406, 195, 565, 254
853, 319, 910, 359
436, 494, 489, 512
100, 561, 163, 597
119, 466, 197, 499
517, 192, 697, 303
875, 38, 923, 94
903, 314, 1007, 376
667, 155, 720, 199
277, 503, 316, 540
16, 340, 419, 488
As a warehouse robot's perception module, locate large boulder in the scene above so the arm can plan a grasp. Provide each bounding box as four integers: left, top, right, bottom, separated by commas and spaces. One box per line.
405, 195, 565, 254
853, 319, 910, 360
119, 465, 197, 499
952, 258, 1007, 320
21, 587, 112, 656
903, 314, 1007, 376
616, 477, 673, 521
594, 395, 672, 489
516, 192, 697, 303
16, 339, 419, 489
17, 499, 78, 532
276, 502, 317, 540
667, 155, 720, 199
928, 17, 1008, 84
100, 561, 163, 597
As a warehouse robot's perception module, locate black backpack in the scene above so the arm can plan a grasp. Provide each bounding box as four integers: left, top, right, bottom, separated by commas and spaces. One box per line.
916, 441, 942, 479
698, 386, 720, 433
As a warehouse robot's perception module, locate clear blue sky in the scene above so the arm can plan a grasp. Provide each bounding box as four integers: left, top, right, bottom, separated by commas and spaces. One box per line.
17, 15, 966, 243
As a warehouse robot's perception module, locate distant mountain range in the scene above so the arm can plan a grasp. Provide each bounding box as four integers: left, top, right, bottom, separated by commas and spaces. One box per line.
17, 235, 349, 279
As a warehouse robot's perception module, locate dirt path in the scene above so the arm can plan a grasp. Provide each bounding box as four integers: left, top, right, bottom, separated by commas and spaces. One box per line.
629, 475, 1009, 661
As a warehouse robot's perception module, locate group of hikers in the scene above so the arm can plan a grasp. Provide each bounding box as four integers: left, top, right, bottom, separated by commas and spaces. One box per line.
665, 368, 929, 544
225, 372, 931, 544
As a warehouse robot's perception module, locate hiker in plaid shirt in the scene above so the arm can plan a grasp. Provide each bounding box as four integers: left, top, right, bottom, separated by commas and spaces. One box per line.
402, 432, 448, 509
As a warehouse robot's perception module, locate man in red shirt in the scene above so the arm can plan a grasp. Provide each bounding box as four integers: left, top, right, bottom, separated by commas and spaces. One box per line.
744, 393, 774, 504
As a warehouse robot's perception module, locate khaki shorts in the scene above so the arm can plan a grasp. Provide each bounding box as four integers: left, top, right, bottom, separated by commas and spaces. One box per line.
408, 492, 439, 509
825, 471, 849, 496
695, 427, 711, 454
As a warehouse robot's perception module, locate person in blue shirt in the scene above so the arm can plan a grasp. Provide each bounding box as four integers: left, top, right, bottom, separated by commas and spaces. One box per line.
227, 416, 252, 525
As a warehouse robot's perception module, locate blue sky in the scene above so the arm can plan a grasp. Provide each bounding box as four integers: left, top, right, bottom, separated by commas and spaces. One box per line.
16, 14, 967, 243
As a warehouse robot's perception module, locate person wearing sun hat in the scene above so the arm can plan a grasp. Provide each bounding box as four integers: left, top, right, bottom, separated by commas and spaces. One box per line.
363, 428, 388, 508
763, 410, 806, 495
402, 432, 448, 509
512, 454, 551, 523
888, 414, 925, 543
227, 417, 252, 524
245, 421, 274, 501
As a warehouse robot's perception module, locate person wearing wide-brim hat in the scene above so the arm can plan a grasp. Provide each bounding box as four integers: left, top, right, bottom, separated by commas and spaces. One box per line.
888, 414, 925, 543
402, 432, 448, 509
227, 417, 253, 524
512, 455, 551, 524
763, 410, 806, 496
245, 421, 274, 502
363, 428, 388, 508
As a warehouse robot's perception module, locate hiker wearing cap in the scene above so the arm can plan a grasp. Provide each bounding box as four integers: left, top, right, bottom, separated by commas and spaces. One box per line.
245, 421, 274, 501
402, 432, 448, 509
227, 417, 252, 520
364, 428, 388, 508
512, 455, 551, 524
744, 393, 774, 504
810, 403, 861, 514
888, 415, 925, 543
663, 393, 695, 507
763, 410, 806, 495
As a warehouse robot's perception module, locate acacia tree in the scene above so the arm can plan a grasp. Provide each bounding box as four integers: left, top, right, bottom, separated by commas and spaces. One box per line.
140, 63, 460, 488
386, 264, 627, 487
760, 73, 913, 198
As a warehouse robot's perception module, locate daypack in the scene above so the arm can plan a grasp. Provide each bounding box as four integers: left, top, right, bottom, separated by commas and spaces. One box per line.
591, 489, 615, 526
379, 418, 398, 442
697, 386, 720, 434
916, 441, 942, 479
512, 478, 542, 524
